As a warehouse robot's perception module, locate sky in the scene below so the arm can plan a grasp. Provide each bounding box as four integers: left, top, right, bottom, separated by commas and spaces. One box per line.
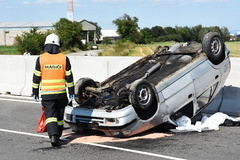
0, 0, 239, 34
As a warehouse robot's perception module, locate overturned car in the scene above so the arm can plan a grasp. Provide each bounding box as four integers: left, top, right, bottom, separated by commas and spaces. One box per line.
64, 32, 231, 137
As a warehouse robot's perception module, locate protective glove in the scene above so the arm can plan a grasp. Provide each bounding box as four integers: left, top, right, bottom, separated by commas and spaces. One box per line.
33, 95, 39, 102
69, 94, 75, 100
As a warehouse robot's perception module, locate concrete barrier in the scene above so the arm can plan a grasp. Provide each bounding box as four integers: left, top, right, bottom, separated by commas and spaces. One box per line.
0, 55, 27, 95
0, 55, 239, 117
69, 56, 141, 83
21, 56, 37, 96
0, 55, 141, 96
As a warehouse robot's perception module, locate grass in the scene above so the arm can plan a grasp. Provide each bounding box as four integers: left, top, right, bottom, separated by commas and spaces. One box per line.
225, 41, 240, 57
99, 41, 177, 57
0, 41, 240, 57
99, 41, 136, 56
125, 41, 240, 57
129, 41, 178, 56
0, 46, 20, 55
128, 41, 240, 57
0, 46, 82, 55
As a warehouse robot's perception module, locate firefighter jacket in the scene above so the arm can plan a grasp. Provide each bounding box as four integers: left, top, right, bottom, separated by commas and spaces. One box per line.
32, 52, 74, 100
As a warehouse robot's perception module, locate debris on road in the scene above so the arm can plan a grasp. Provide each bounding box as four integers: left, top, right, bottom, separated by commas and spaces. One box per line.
172, 112, 240, 132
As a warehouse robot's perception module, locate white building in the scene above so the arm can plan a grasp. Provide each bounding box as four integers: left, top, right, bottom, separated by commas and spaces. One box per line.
100, 30, 120, 42
0, 20, 97, 46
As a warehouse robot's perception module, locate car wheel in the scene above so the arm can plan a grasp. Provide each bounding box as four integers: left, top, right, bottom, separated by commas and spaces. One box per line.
129, 79, 158, 120
202, 32, 225, 65
75, 78, 97, 105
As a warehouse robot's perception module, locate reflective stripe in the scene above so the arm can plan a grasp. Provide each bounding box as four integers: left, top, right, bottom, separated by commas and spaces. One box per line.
32, 83, 39, 89
41, 85, 66, 90
66, 82, 74, 88
41, 89, 66, 95
57, 120, 63, 126
41, 79, 66, 91
46, 117, 57, 125
34, 70, 41, 76
65, 70, 72, 76
42, 79, 66, 83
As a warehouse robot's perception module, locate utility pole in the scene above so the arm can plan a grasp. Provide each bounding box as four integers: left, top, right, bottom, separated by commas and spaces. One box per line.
67, 0, 74, 22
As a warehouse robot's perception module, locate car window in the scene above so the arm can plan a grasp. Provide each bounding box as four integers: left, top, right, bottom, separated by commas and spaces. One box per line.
197, 82, 218, 109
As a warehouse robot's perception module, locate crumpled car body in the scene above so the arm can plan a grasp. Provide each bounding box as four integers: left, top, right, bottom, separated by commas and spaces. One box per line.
64, 32, 231, 137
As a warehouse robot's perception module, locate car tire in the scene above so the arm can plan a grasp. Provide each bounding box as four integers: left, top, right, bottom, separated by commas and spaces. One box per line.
202, 32, 225, 65
129, 79, 158, 120
75, 78, 97, 105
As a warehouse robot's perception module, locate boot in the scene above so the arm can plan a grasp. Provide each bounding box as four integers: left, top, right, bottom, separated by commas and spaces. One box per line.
51, 135, 60, 147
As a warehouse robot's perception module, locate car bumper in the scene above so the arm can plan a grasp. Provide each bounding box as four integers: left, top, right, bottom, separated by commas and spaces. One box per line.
64, 104, 164, 137
64, 105, 140, 137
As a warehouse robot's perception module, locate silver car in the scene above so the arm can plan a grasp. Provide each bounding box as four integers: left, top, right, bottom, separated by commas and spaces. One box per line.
64, 32, 231, 137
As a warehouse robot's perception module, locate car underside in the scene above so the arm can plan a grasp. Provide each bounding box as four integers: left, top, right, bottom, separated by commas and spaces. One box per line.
75, 42, 202, 109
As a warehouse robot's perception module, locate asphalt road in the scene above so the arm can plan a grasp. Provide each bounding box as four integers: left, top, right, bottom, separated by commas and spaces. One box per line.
0, 96, 239, 160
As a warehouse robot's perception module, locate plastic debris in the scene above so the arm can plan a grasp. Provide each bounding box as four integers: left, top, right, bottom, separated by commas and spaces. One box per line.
174, 112, 238, 132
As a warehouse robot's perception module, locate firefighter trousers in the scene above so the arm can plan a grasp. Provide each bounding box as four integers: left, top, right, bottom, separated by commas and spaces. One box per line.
42, 97, 68, 138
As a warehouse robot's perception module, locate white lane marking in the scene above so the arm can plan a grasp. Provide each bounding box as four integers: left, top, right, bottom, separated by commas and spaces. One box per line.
0, 96, 78, 106
0, 128, 186, 160
0, 97, 39, 104
83, 142, 187, 160
0, 129, 48, 138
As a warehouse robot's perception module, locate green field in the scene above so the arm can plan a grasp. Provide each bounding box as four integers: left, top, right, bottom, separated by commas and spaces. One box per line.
129, 41, 240, 57
99, 41, 240, 57
224, 41, 240, 57
0, 46, 20, 55
0, 41, 240, 57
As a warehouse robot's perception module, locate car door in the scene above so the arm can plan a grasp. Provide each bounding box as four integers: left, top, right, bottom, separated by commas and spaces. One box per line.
190, 60, 221, 111
191, 61, 221, 101
161, 73, 195, 115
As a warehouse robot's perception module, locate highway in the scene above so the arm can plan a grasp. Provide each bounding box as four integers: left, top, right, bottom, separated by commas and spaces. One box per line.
0, 96, 239, 160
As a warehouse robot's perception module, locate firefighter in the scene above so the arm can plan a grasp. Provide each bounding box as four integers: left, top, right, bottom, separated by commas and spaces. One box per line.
32, 33, 74, 147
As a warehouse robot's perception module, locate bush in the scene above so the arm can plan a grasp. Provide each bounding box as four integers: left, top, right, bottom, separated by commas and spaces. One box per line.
102, 37, 112, 44
100, 40, 136, 56
14, 27, 48, 55
113, 40, 136, 56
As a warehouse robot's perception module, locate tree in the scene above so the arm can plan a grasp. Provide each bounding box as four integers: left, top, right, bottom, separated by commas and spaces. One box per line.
175, 26, 194, 42
14, 27, 47, 55
151, 26, 165, 38
192, 25, 203, 42
164, 27, 176, 35
112, 14, 142, 43
53, 18, 83, 50
220, 27, 230, 41
140, 27, 153, 44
